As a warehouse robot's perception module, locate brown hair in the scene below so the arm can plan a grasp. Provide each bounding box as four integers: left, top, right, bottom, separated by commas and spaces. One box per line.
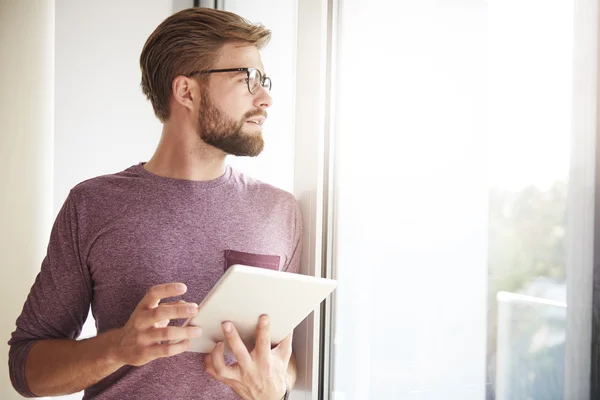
140, 8, 271, 122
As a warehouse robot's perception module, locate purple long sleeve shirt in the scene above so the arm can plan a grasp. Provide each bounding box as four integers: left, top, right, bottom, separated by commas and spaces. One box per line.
8, 163, 302, 399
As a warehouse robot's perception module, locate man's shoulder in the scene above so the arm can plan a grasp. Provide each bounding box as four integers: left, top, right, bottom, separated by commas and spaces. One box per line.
68, 164, 140, 203
230, 167, 297, 204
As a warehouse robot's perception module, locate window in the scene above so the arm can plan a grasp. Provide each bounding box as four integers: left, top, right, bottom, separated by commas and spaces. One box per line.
295, 0, 597, 399
487, 2, 574, 398
329, 1, 487, 398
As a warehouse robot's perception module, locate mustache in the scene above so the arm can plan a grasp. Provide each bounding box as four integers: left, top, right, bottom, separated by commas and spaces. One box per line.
243, 109, 268, 120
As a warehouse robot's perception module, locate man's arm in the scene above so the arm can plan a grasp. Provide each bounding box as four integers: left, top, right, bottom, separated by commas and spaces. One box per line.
22, 284, 203, 397
8, 192, 95, 396
25, 330, 124, 396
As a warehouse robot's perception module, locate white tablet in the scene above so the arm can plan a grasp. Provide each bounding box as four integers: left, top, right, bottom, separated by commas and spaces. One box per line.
177, 264, 337, 355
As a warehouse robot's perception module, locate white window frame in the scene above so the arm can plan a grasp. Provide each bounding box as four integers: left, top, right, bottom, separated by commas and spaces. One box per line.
566, 0, 598, 398
291, 0, 337, 398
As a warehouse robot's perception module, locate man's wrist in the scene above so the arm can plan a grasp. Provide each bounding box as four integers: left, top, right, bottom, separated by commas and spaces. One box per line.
100, 329, 125, 366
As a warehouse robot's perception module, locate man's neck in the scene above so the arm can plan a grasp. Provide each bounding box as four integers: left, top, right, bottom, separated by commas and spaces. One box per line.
144, 125, 227, 181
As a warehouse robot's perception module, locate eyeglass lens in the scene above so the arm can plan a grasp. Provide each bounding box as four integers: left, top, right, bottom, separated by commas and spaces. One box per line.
248, 69, 271, 94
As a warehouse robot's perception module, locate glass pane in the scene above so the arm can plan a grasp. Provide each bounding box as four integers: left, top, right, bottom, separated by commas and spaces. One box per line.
329, 1, 575, 399
487, 0, 573, 399
330, 1, 488, 398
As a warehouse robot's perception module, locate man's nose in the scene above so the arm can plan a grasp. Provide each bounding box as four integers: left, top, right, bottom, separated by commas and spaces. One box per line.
253, 86, 273, 109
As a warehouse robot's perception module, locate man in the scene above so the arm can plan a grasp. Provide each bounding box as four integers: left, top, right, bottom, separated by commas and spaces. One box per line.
8, 7, 301, 400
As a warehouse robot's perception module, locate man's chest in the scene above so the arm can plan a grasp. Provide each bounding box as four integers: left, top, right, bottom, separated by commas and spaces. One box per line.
85, 210, 291, 331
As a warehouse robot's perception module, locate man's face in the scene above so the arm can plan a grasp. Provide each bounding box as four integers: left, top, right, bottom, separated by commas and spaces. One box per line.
197, 43, 273, 157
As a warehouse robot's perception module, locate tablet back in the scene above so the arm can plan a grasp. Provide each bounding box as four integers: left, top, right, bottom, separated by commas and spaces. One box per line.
184, 264, 337, 355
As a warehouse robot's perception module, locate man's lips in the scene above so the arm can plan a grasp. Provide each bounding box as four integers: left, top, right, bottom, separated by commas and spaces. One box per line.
246, 116, 266, 126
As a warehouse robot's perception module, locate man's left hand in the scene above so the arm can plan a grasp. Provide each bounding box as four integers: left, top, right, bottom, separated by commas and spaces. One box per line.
204, 315, 290, 400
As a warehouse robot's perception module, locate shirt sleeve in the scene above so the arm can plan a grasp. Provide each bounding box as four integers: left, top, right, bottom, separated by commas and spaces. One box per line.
8, 191, 92, 397
283, 200, 303, 274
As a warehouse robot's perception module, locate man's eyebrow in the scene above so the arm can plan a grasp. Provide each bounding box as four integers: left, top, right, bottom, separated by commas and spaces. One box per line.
228, 70, 248, 79
227, 69, 267, 78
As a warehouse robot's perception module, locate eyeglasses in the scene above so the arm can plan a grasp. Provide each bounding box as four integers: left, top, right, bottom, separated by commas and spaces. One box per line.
188, 67, 272, 95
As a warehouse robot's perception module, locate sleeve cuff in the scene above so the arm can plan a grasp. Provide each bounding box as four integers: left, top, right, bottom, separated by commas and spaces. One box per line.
9, 340, 40, 398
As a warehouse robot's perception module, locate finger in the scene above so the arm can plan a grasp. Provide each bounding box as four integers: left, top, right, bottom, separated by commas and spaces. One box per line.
138, 283, 188, 309
161, 299, 189, 305
169, 299, 198, 308
222, 321, 252, 368
139, 303, 198, 329
255, 315, 272, 357
210, 342, 238, 381
274, 331, 293, 363
149, 339, 190, 359
204, 353, 216, 377
155, 300, 195, 328
154, 319, 170, 329
144, 326, 203, 345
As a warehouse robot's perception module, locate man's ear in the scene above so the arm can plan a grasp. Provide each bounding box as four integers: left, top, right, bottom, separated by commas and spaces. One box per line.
171, 75, 197, 112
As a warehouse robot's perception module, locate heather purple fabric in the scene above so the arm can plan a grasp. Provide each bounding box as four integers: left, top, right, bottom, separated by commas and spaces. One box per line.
8, 163, 302, 399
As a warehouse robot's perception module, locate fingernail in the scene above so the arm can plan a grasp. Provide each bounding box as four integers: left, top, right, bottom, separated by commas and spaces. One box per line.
176, 283, 186, 291
191, 327, 203, 336
187, 306, 198, 314
260, 315, 269, 326
223, 322, 233, 333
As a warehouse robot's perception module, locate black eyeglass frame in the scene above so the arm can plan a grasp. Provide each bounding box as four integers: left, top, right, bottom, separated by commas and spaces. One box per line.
188, 67, 272, 95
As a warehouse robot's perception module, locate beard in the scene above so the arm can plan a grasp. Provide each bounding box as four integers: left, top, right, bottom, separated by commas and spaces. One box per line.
197, 87, 266, 157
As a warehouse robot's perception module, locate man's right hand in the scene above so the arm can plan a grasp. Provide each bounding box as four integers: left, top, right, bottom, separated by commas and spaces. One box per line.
21, 283, 203, 397
111, 283, 203, 367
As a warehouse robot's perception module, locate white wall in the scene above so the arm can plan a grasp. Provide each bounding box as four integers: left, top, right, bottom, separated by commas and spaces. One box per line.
54, 0, 174, 213
0, 1, 55, 399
